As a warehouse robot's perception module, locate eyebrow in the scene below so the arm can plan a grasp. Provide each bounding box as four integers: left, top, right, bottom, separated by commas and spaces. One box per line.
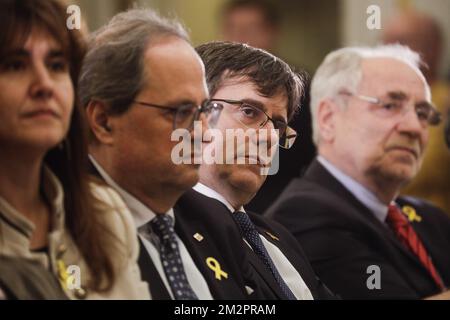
4, 48, 66, 59
241, 98, 288, 123
386, 90, 432, 108
386, 91, 408, 100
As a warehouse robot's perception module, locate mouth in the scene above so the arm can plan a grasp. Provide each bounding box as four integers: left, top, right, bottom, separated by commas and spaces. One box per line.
388, 146, 419, 159
23, 108, 60, 119
241, 155, 270, 167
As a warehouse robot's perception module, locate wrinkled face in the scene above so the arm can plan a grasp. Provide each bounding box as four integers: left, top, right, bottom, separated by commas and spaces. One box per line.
109, 37, 209, 194
200, 77, 287, 202
0, 30, 74, 153
333, 58, 430, 186
222, 7, 277, 51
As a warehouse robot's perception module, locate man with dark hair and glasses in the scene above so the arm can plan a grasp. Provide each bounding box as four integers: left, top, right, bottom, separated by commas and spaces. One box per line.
80, 9, 268, 300
177, 41, 335, 300
266, 45, 450, 299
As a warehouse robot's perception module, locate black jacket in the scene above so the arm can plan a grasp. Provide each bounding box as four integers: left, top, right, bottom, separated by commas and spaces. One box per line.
183, 190, 336, 300
266, 159, 450, 299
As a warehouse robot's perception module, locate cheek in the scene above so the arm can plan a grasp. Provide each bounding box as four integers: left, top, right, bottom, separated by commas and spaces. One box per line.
56, 79, 75, 127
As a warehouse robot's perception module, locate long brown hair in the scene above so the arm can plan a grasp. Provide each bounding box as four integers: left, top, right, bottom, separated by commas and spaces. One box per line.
0, 0, 116, 292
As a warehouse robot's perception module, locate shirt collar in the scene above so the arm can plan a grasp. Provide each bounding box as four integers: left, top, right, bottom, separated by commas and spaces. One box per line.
193, 183, 245, 213
89, 155, 174, 227
317, 156, 389, 222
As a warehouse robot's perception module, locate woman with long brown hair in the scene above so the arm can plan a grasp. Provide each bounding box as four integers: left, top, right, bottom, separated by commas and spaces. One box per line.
0, 0, 149, 299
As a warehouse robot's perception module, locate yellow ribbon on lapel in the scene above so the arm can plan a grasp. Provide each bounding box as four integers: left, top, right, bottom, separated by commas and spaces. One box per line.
206, 257, 228, 280
402, 205, 422, 222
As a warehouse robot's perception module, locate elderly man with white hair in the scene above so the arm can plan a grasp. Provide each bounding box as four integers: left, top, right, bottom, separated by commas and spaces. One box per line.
266, 45, 450, 299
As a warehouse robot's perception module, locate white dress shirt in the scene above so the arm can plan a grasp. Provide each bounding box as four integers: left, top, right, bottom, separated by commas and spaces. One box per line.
317, 156, 389, 222
89, 155, 213, 300
193, 183, 314, 300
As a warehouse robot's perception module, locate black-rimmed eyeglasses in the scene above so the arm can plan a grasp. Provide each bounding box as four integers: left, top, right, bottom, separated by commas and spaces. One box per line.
210, 98, 297, 149
133, 100, 223, 130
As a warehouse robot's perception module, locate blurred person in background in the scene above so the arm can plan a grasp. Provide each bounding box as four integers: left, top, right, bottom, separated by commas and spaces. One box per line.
267, 45, 450, 299
383, 9, 450, 214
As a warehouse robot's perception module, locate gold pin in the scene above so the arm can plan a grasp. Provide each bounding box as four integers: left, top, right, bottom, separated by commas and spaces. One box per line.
265, 231, 280, 241
193, 232, 204, 242
402, 205, 422, 222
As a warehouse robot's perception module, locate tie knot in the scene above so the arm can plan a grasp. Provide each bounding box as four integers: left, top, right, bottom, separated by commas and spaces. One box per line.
386, 204, 408, 228
150, 214, 175, 242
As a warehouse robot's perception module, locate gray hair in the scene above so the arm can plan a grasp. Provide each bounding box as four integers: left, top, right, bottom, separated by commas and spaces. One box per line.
310, 44, 429, 146
78, 8, 189, 114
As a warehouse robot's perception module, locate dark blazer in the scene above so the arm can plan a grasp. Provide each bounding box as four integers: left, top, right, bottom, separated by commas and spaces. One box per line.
88, 162, 254, 299
265, 159, 450, 299
183, 190, 336, 300
173, 189, 266, 299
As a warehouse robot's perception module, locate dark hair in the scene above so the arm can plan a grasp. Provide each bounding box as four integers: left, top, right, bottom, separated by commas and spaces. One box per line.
0, 0, 117, 292
196, 41, 305, 120
221, 0, 280, 28
78, 8, 189, 115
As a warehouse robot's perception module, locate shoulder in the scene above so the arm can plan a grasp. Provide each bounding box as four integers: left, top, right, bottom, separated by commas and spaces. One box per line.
86, 183, 150, 299
89, 183, 138, 260
265, 179, 351, 231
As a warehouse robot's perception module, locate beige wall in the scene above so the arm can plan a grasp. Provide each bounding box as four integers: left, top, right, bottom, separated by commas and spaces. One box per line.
71, 0, 449, 76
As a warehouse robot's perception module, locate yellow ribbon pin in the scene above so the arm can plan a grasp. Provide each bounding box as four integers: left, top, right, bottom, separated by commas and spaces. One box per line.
57, 259, 76, 291
206, 257, 228, 280
57, 259, 69, 290
402, 205, 422, 222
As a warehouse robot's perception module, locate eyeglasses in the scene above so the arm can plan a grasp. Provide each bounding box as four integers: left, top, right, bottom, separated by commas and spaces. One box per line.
210, 98, 297, 149
339, 92, 442, 126
133, 100, 223, 130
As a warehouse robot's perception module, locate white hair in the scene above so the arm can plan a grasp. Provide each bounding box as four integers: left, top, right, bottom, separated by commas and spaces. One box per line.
310, 44, 430, 146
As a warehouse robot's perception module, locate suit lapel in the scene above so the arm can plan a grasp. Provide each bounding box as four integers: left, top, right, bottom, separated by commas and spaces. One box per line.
305, 160, 432, 291
173, 196, 248, 299
137, 237, 171, 299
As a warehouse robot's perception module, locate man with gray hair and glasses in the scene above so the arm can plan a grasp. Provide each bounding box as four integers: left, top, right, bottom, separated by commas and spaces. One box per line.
79, 8, 265, 300
266, 44, 450, 299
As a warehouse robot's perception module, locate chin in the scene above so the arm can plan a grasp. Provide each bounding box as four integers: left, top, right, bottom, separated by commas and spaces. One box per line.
382, 164, 417, 184
23, 131, 66, 152
228, 166, 264, 195
174, 164, 200, 189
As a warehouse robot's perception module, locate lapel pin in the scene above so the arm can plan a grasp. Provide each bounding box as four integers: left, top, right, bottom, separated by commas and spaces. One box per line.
193, 232, 204, 242
265, 230, 280, 241
402, 205, 422, 222
206, 257, 228, 280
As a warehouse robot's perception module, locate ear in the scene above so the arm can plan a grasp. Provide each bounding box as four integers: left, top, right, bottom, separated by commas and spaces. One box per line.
317, 98, 339, 143
85, 100, 115, 145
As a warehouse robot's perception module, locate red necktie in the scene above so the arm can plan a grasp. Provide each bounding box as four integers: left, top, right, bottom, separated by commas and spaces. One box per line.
386, 204, 445, 290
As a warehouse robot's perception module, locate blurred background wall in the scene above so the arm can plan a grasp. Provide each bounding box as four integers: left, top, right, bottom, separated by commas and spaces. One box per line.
73, 0, 450, 77
71, 0, 450, 212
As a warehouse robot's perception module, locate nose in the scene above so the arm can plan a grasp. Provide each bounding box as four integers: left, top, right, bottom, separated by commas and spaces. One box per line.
198, 112, 209, 132
396, 106, 427, 141
29, 62, 54, 100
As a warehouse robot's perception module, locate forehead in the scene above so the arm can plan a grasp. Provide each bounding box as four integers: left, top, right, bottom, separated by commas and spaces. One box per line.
142, 37, 206, 95
359, 58, 429, 101
3, 29, 62, 57
214, 76, 288, 116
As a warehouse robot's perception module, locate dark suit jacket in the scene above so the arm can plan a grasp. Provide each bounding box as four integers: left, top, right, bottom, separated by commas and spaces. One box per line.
88, 162, 254, 299
184, 190, 336, 300
265, 159, 450, 299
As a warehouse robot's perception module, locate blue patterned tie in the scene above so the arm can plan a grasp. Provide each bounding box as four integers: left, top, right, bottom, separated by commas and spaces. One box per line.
150, 214, 198, 300
233, 211, 297, 300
